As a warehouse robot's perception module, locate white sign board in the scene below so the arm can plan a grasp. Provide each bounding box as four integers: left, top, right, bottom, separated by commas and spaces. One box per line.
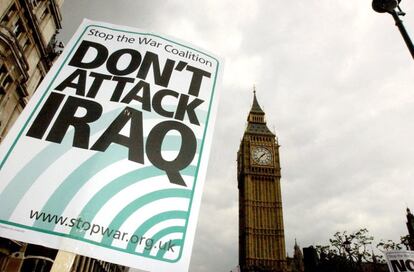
385, 250, 414, 272
0, 19, 222, 271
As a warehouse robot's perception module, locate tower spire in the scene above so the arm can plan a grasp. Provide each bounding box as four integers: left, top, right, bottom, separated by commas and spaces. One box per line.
250, 86, 264, 114
245, 87, 273, 135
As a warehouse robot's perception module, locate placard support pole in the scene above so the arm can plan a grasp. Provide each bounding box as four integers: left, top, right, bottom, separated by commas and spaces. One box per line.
50, 250, 76, 272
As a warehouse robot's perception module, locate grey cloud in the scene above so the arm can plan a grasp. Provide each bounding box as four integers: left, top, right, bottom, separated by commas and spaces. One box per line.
58, 1, 414, 271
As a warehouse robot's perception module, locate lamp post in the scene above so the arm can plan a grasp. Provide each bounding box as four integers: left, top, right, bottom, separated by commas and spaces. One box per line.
372, 0, 414, 59
343, 238, 352, 261
343, 238, 355, 271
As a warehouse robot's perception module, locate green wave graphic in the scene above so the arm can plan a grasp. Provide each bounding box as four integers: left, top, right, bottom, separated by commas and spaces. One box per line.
68, 165, 196, 237
126, 210, 187, 252
100, 189, 191, 246
34, 136, 196, 230
0, 134, 73, 219
33, 145, 127, 229
142, 226, 185, 256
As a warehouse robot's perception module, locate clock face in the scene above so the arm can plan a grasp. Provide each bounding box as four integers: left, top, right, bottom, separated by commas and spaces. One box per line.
252, 146, 272, 165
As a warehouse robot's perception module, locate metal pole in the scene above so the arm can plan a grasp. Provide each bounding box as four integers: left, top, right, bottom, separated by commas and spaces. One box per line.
390, 10, 414, 59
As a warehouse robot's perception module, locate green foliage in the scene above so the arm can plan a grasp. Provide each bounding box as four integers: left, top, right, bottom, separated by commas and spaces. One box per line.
314, 227, 392, 272
376, 234, 411, 251
311, 228, 407, 272
317, 228, 376, 263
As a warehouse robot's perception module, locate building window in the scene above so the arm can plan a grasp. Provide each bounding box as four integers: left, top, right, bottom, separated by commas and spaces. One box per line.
0, 63, 8, 92
5, 4, 17, 21
0, 63, 12, 95
0, 63, 7, 102
12, 19, 24, 38
29, 0, 40, 7
22, 36, 32, 52
0, 3, 17, 24
2, 75, 12, 90
0, 63, 7, 78
38, 3, 50, 21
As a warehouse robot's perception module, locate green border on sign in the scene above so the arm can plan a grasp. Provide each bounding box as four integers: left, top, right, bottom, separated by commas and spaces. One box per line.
0, 23, 220, 263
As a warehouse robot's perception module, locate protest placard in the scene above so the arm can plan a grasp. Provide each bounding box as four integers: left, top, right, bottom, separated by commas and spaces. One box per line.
0, 19, 222, 271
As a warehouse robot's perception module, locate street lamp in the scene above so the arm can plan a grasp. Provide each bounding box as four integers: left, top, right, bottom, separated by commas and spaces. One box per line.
372, 0, 414, 59
343, 239, 351, 258
342, 238, 356, 271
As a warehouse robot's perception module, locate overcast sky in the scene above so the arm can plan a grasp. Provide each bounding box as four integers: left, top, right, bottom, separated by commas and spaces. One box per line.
58, 1, 414, 271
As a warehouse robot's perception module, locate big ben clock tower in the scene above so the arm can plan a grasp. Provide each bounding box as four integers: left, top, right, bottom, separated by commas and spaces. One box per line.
237, 90, 287, 272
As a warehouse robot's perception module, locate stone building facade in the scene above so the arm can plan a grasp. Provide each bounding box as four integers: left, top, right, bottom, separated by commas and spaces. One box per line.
0, 0, 65, 141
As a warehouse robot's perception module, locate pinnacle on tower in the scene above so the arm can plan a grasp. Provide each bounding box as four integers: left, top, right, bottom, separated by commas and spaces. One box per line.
250, 86, 264, 114
246, 88, 273, 135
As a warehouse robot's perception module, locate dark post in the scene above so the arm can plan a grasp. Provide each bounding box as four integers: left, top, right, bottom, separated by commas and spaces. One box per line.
406, 208, 414, 250
372, 0, 414, 59
303, 246, 318, 272
390, 10, 414, 58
